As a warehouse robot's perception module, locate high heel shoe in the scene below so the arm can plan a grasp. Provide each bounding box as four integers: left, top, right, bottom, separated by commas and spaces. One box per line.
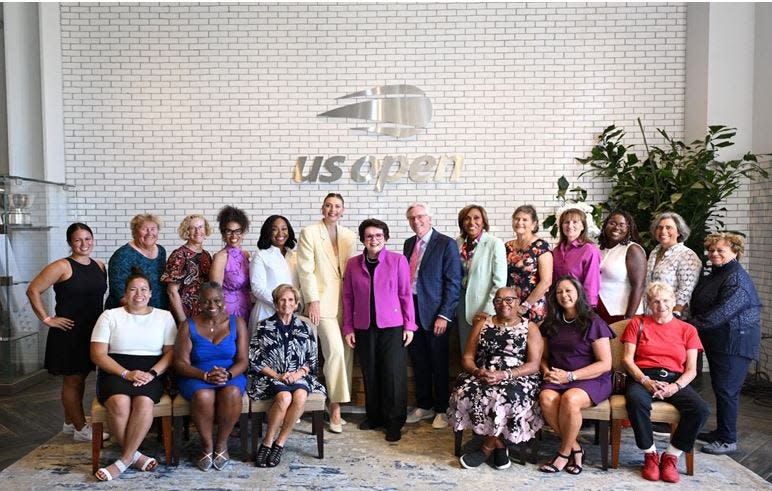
539, 451, 570, 473
565, 446, 584, 475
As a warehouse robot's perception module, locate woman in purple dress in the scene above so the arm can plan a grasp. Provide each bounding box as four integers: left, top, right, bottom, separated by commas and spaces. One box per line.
210, 206, 253, 320
538, 275, 615, 475
552, 208, 601, 307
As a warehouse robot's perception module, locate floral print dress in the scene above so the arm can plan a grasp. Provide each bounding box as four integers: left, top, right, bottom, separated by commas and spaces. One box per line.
447, 317, 543, 444
505, 238, 550, 322
161, 245, 212, 318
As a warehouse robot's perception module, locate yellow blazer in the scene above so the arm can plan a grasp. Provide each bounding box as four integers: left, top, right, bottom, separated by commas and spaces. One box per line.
296, 220, 358, 318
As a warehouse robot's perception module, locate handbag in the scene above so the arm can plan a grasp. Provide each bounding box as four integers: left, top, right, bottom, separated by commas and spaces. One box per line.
610, 318, 645, 395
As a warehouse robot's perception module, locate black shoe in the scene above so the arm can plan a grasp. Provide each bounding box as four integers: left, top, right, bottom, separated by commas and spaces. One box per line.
697, 430, 718, 443
358, 418, 383, 430
385, 429, 401, 442
492, 447, 510, 469
266, 443, 284, 468
255, 444, 271, 468
460, 450, 488, 469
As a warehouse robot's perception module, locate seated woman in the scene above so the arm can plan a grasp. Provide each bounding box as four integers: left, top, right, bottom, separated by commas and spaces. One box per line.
247, 284, 326, 468
89, 268, 177, 481
448, 286, 543, 470
174, 282, 248, 471
539, 276, 615, 474
622, 282, 710, 484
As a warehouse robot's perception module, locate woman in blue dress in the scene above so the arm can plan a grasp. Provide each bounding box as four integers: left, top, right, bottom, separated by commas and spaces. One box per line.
175, 282, 248, 471
248, 284, 326, 468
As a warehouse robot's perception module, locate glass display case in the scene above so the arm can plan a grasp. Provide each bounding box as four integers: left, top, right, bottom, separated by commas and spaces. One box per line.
0, 175, 71, 393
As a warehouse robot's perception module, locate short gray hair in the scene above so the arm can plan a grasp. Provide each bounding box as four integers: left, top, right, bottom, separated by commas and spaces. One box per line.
272, 283, 300, 306
645, 281, 676, 304
650, 212, 691, 243
405, 202, 433, 219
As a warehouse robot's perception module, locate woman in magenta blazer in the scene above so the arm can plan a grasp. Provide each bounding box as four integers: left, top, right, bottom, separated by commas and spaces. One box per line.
343, 218, 416, 443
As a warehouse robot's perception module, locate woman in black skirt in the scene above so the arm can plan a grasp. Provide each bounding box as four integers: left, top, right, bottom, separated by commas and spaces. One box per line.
27, 223, 107, 442
90, 268, 177, 481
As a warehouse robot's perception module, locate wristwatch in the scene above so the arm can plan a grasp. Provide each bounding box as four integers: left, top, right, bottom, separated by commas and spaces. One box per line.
226, 370, 233, 380
149, 369, 158, 378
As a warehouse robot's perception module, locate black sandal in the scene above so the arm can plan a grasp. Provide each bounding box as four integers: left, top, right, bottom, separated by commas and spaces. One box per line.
565, 446, 584, 475
255, 444, 271, 468
539, 451, 570, 473
266, 443, 284, 468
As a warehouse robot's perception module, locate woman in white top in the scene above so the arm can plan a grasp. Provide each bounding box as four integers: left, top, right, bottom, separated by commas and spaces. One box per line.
249, 215, 300, 329
646, 212, 702, 318
598, 210, 647, 323
90, 268, 177, 481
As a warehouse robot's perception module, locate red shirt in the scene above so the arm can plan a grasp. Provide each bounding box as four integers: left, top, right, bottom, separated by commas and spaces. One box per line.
621, 315, 703, 373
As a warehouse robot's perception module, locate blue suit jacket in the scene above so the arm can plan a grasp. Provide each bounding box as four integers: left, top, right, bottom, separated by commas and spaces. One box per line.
403, 229, 463, 331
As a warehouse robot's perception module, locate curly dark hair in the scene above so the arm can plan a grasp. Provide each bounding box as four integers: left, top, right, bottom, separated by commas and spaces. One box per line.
257, 215, 297, 250
217, 205, 250, 235
358, 218, 390, 242
542, 275, 595, 336
598, 210, 641, 249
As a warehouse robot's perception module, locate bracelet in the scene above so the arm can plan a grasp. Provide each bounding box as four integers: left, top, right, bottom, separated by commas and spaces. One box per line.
640, 375, 650, 384
567, 371, 576, 383
673, 381, 683, 391
149, 369, 159, 378
203, 371, 209, 382
226, 370, 233, 380
672, 311, 682, 319
511, 368, 519, 378
521, 300, 532, 310
43, 316, 53, 324
504, 370, 510, 381
120, 370, 128, 379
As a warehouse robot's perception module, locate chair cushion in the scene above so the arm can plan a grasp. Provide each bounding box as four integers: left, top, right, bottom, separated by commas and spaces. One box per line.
91, 393, 173, 422
609, 395, 681, 424
581, 398, 610, 420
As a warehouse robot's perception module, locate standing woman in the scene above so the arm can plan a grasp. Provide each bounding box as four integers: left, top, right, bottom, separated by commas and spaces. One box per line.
646, 212, 702, 318
504, 205, 552, 323
210, 206, 253, 320
342, 219, 416, 442
296, 193, 357, 433
249, 215, 299, 329
456, 204, 507, 350
105, 214, 168, 310
691, 233, 762, 455
597, 210, 646, 323
538, 276, 615, 474
161, 214, 213, 323
90, 268, 177, 481
27, 223, 107, 442
551, 207, 601, 307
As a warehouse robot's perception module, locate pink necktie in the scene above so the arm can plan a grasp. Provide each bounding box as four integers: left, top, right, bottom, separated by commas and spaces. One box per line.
410, 238, 423, 283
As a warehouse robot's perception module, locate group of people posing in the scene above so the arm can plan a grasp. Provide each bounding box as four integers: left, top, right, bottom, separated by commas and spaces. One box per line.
25, 195, 761, 484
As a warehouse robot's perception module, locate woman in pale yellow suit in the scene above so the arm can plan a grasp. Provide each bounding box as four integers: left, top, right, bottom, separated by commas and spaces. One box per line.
297, 193, 358, 433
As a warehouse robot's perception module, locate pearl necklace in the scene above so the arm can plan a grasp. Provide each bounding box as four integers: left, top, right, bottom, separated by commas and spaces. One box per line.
562, 313, 576, 324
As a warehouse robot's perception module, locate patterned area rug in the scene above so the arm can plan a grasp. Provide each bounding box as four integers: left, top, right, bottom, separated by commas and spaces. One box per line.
1, 417, 768, 490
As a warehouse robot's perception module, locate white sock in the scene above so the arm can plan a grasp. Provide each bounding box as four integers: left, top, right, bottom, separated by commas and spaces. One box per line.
665, 445, 683, 458
644, 444, 657, 454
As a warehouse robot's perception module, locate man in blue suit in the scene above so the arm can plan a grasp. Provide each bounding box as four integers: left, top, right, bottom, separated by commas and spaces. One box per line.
403, 202, 462, 429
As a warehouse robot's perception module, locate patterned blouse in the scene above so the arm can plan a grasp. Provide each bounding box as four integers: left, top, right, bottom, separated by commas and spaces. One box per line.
505, 238, 551, 322
646, 243, 702, 307
160, 245, 213, 318
246, 314, 326, 400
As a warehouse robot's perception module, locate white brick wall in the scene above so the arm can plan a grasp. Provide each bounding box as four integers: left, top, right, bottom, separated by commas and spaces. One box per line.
60, 2, 692, 256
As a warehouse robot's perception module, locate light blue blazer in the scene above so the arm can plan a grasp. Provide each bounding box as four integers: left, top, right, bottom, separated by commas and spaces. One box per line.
456, 232, 507, 324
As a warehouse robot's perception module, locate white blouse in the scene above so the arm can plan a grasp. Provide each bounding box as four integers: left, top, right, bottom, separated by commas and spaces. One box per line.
91, 307, 177, 356
249, 246, 300, 329
646, 243, 702, 307
600, 242, 644, 316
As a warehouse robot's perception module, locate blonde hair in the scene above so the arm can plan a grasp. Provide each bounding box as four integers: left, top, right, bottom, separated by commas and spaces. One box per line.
130, 214, 162, 241
272, 283, 301, 306
177, 214, 212, 240
704, 232, 745, 260
645, 281, 676, 304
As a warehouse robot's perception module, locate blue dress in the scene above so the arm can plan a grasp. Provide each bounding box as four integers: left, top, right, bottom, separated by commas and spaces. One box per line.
177, 315, 247, 400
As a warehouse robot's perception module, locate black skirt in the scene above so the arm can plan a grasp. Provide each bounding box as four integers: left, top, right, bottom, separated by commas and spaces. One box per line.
97, 353, 164, 404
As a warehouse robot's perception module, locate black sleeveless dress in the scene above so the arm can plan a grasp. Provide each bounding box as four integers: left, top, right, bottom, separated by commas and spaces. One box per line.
44, 258, 107, 375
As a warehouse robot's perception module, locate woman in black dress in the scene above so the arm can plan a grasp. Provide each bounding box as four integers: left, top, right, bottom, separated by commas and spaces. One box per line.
27, 223, 107, 442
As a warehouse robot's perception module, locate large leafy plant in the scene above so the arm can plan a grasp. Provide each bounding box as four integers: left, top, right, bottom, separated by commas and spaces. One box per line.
544, 121, 768, 258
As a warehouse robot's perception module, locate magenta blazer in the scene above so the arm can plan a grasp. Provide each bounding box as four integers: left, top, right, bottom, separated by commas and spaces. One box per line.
342, 247, 416, 336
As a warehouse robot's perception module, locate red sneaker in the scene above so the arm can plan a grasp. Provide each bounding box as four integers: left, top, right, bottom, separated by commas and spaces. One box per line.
660, 452, 680, 483
641, 451, 660, 481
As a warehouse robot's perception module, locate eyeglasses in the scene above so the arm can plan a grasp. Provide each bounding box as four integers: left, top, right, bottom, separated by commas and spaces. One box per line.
492, 296, 517, 305
225, 228, 243, 236
365, 233, 385, 241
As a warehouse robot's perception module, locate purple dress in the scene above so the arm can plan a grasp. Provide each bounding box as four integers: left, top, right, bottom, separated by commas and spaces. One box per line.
540, 315, 615, 405
223, 246, 253, 319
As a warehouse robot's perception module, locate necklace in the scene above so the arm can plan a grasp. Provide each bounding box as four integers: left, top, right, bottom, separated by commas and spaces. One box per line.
365, 255, 379, 264
562, 313, 576, 324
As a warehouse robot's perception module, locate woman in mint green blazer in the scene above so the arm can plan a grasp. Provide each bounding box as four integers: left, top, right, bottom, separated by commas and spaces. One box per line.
455, 205, 507, 351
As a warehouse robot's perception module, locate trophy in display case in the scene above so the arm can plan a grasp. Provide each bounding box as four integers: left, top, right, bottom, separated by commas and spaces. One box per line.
8, 194, 33, 226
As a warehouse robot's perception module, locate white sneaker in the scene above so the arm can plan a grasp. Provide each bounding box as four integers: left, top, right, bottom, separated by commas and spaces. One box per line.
406, 407, 435, 424
73, 423, 110, 442
62, 422, 75, 434
432, 413, 449, 429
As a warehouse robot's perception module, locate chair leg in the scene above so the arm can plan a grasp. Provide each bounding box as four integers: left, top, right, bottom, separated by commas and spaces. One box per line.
172, 416, 182, 466
454, 430, 463, 457
92, 421, 103, 474
598, 421, 609, 470
313, 410, 324, 459
530, 429, 541, 464
594, 420, 600, 445
162, 416, 172, 466
686, 450, 694, 475
611, 419, 622, 469
251, 412, 262, 460
239, 413, 249, 458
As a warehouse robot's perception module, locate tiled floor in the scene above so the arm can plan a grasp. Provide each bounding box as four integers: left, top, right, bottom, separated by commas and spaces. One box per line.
1, 372, 770, 482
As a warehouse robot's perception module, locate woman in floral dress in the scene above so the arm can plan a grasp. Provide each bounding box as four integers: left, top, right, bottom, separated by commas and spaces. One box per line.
505, 205, 552, 323
448, 286, 544, 470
